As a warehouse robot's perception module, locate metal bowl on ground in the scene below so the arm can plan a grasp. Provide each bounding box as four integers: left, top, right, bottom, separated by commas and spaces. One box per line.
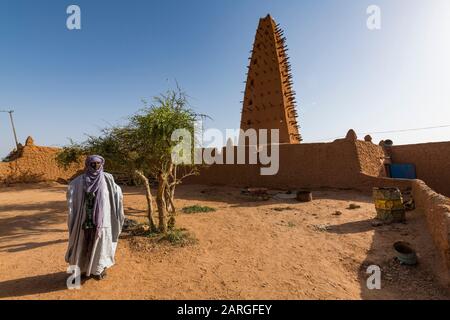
296, 191, 312, 202
393, 241, 418, 265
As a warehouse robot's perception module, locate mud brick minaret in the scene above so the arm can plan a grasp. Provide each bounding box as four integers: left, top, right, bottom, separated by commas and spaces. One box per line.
239, 14, 301, 145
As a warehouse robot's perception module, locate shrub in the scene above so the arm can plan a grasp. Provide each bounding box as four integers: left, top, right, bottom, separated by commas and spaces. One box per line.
182, 205, 216, 214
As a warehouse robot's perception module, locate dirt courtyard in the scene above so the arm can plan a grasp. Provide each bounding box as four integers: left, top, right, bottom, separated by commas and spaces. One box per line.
0, 183, 448, 300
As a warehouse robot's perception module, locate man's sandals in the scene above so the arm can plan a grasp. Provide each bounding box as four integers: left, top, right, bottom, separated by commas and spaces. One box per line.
93, 268, 108, 281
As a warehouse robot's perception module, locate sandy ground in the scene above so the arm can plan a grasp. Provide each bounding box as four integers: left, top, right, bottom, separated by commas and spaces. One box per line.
0, 182, 449, 300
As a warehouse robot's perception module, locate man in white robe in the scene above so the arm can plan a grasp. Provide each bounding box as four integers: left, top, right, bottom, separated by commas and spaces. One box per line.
65, 155, 125, 280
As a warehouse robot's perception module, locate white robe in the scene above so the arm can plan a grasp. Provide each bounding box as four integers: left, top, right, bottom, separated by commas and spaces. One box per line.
65, 173, 125, 276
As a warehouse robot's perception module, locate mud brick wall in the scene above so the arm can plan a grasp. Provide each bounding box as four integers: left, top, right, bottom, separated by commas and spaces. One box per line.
188, 138, 384, 191
391, 142, 450, 197
355, 140, 386, 177
0, 138, 83, 184
412, 180, 450, 286
188, 137, 449, 199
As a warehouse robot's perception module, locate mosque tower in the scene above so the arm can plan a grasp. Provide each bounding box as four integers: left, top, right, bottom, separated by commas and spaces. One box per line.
239, 14, 301, 144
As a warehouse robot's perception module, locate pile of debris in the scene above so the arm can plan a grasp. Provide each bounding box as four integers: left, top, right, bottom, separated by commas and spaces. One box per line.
241, 188, 314, 203
241, 188, 270, 201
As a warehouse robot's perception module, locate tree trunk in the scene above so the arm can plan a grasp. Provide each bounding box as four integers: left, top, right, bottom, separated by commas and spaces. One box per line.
164, 188, 171, 212
165, 186, 176, 230
167, 164, 177, 213
165, 187, 176, 213
157, 171, 167, 233
167, 164, 177, 229
135, 170, 157, 232
169, 183, 176, 210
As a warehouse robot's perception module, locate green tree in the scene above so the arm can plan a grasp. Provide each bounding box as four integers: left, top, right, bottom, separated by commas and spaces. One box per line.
56, 88, 200, 233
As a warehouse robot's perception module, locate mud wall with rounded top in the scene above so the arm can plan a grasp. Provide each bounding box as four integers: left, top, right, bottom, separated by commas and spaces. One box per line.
187, 138, 387, 191
412, 179, 450, 286
188, 139, 450, 198
0, 141, 83, 184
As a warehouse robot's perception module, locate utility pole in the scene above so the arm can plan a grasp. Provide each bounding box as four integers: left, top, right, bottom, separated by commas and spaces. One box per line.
196, 113, 212, 148
1, 110, 20, 149
196, 113, 212, 135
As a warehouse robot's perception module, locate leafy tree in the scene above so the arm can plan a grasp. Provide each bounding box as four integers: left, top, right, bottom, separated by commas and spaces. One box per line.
56, 88, 200, 233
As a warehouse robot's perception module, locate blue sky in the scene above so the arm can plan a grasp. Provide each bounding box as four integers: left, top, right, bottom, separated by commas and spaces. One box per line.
1, 0, 449, 157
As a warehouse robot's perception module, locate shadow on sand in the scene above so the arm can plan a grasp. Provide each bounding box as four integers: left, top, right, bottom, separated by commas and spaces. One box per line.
0, 201, 67, 240
0, 272, 68, 299
353, 209, 450, 300
0, 239, 67, 253
121, 184, 374, 214
326, 219, 375, 235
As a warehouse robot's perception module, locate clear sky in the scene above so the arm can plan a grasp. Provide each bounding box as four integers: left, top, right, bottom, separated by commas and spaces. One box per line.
1, 0, 449, 157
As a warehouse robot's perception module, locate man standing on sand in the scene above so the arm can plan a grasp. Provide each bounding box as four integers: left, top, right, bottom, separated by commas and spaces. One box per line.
65, 155, 125, 280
